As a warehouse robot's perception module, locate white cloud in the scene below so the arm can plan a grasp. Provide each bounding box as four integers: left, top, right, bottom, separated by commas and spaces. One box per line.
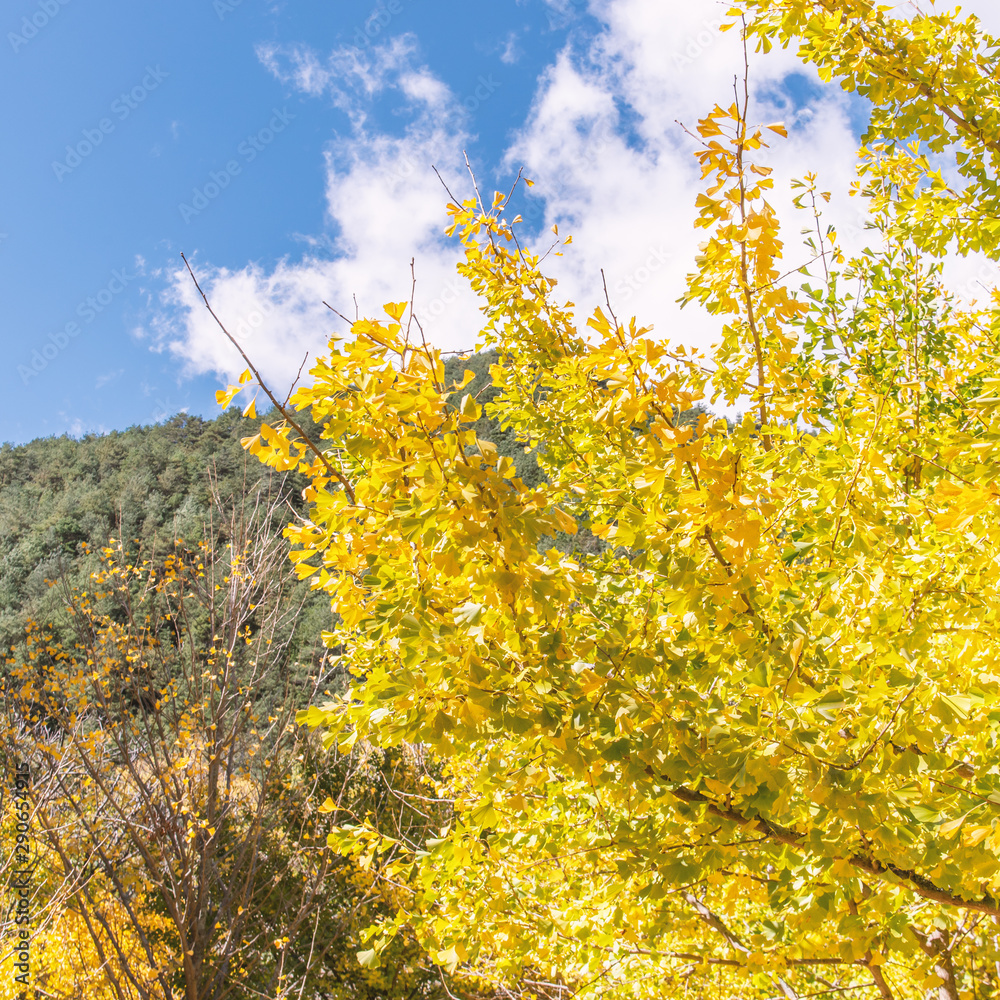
504, 0, 865, 363
256, 43, 334, 98
499, 32, 521, 65
152, 0, 1000, 395
399, 69, 452, 109
95, 368, 125, 390
149, 39, 484, 389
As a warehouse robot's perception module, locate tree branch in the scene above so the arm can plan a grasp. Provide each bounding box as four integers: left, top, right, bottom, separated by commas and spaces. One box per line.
671, 786, 1000, 916
181, 252, 356, 505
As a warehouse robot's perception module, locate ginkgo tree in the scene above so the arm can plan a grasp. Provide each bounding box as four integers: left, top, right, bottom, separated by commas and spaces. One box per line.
212, 2, 1000, 997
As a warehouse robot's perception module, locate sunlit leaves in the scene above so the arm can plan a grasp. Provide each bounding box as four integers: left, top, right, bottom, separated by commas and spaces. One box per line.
744, 0, 1000, 258
215, 367, 254, 408
239, 6, 1000, 998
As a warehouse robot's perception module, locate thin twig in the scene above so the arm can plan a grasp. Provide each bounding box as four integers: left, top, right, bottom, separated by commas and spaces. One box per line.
323, 301, 354, 326
501, 166, 525, 212
600, 268, 622, 338
283, 352, 311, 408
463, 150, 488, 216
411, 314, 444, 394
404, 257, 418, 361
181, 252, 356, 505
432, 164, 462, 206
463, 150, 499, 252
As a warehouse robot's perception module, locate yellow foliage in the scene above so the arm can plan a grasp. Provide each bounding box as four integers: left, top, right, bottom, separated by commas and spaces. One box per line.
231, 4, 1000, 998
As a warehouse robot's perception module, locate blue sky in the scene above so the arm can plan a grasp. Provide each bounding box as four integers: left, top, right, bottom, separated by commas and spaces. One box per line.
2, 0, 996, 445
2, 0, 579, 442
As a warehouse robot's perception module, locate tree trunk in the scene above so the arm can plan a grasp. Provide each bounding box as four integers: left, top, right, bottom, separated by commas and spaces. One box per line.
916, 928, 959, 1000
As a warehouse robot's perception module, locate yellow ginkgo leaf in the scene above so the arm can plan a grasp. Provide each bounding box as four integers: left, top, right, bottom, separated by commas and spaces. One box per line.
215, 384, 241, 408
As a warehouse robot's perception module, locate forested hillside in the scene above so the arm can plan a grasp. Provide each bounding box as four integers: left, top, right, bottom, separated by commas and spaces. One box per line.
0, 409, 319, 652
0, 351, 607, 666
